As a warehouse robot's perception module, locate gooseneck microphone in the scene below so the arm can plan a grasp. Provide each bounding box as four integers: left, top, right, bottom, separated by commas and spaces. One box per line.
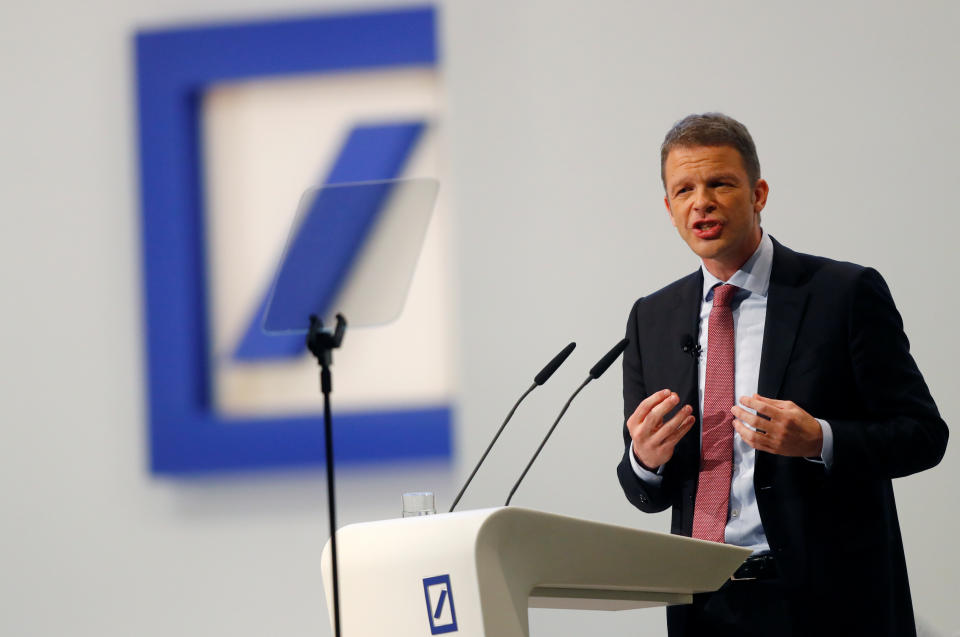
448, 342, 576, 512
504, 338, 629, 506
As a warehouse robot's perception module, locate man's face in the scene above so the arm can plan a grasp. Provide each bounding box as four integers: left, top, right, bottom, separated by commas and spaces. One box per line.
662, 145, 768, 278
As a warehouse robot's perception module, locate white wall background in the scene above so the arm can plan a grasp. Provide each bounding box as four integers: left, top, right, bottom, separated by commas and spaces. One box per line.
2, 1, 958, 636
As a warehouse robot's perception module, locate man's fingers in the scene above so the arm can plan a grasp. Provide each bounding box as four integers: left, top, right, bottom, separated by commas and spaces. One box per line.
731, 405, 769, 433
639, 413, 694, 467
631, 389, 673, 424
652, 405, 693, 443
670, 415, 696, 441
743, 394, 787, 410
736, 397, 773, 422
646, 392, 681, 428
733, 418, 769, 451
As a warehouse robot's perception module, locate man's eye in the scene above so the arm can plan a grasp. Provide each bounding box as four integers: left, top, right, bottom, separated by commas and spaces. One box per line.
675, 187, 690, 196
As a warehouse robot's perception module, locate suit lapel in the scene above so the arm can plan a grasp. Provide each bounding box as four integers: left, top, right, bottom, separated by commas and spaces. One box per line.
754, 238, 809, 490
758, 238, 809, 400
666, 270, 703, 464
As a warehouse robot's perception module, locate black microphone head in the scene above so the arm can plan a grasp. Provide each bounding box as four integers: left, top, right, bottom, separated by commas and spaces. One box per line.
589, 338, 629, 379
534, 342, 576, 385
680, 334, 701, 360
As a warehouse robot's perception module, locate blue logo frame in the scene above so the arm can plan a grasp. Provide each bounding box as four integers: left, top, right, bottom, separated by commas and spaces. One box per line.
135, 7, 452, 474
422, 574, 458, 634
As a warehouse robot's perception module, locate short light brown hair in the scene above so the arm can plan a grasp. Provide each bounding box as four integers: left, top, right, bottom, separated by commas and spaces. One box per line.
660, 113, 761, 188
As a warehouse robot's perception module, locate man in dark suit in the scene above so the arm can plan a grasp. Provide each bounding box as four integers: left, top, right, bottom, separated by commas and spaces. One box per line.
617, 113, 948, 637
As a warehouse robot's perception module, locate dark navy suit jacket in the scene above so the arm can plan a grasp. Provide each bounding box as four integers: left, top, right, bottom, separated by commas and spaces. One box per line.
617, 237, 948, 636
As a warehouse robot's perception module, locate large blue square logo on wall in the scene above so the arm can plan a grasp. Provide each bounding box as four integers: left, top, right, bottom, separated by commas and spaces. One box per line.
135, 7, 456, 474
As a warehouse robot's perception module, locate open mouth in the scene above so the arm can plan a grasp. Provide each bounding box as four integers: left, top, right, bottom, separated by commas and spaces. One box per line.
692, 220, 723, 238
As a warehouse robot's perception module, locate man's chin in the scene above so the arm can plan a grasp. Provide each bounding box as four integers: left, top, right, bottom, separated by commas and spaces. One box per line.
684, 237, 726, 260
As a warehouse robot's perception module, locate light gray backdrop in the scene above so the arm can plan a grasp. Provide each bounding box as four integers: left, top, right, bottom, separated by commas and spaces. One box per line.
2, 1, 957, 635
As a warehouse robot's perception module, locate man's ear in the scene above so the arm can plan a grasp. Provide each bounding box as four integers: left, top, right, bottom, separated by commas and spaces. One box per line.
752, 179, 769, 214
664, 195, 677, 228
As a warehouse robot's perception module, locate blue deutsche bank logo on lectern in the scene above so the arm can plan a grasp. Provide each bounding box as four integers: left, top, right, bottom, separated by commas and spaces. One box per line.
422, 574, 458, 634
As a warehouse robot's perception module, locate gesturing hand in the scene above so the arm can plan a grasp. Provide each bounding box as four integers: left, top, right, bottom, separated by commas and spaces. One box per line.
627, 389, 697, 470
732, 394, 823, 457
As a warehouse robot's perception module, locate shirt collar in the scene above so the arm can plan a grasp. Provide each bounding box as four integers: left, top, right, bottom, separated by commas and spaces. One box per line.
701, 230, 773, 301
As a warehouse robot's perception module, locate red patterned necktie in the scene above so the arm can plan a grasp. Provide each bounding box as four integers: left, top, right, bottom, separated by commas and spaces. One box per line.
692, 283, 737, 543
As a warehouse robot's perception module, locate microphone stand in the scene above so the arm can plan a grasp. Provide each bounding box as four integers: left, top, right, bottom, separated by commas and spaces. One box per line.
449, 341, 576, 513
504, 378, 590, 506
504, 338, 628, 507
306, 313, 347, 637
449, 383, 536, 512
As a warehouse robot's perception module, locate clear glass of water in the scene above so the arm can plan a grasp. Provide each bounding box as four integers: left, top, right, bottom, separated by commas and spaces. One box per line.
402, 491, 436, 517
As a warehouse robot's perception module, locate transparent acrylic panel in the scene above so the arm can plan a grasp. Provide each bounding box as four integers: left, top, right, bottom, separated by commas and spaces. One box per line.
263, 178, 440, 332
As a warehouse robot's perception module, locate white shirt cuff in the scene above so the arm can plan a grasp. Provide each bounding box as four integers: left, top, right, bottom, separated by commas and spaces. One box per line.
818, 418, 834, 469
803, 418, 834, 469
629, 447, 664, 485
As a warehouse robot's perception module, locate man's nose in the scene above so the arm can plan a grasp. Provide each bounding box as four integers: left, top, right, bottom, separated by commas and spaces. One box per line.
692, 187, 716, 212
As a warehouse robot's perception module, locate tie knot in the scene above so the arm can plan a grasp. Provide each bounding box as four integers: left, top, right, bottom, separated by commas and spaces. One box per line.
712, 284, 738, 308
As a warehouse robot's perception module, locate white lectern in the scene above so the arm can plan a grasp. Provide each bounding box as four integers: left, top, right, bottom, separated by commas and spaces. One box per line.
321, 507, 750, 636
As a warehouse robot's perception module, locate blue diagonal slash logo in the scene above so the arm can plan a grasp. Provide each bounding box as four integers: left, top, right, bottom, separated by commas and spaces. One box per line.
422, 574, 458, 634
233, 121, 426, 360
434, 589, 447, 619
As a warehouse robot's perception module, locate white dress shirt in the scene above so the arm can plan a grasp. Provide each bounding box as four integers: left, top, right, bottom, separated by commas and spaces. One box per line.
630, 230, 834, 554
